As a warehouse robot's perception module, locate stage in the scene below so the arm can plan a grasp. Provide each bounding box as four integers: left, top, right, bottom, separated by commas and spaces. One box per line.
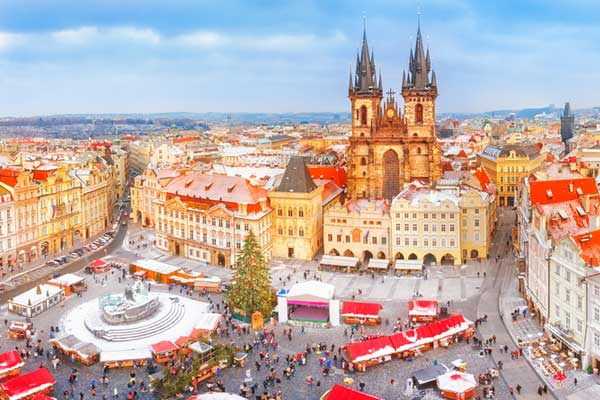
289, 306, 329, 323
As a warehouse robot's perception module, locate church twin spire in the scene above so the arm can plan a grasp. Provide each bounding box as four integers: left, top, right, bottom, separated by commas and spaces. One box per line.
403, 23, 437, 91
349, 26, 383, 96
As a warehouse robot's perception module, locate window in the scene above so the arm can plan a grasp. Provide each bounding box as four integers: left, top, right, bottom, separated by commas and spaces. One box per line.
413, 239, 417, 246
424, 239, 428, 247
277, 208, 282, 216
396, 237, 401, 245
462, 209, 467, 214
359, 105, 367, 125
475, 209, 479, 214
404, 238, 409, 246
596, 285, 600, 297
218, 219, 223, 227
424, 213, 428, 219
337, 235, 342, 242
412, 224, 417, 231
202, 216, 206, 224
345, 235, 350, 242
396, 224, 401, 231
299, 228, 304, 237
244, 223, 249, 231
554, 264, 561, 275
327, 234, 332, 242
371, 237, 377, 244
577, 319, 583, 333
450, 239, 455, 247
474, 219, 480, 227
565, 289, 570, 303
441, 213, 446, 219
441, 224, 446, 232
298, 209, 304, 218
412, 213, 417, 219
555, 283, 560, 295
577, 296, 583, 311
415, 103, 423, 123
431, 213, 436, 219
555, 305, 560, 318
565, 312, 571, 330
432, 224, 437, 232
288, 228, 294, 236
595, 307, 600, 322
424, 224, 429, 232
432, 239, 437, 247
450, 224, 455, 232
381, 237, 386, 245
203, 233, 207, 243
288, 209, 293, 217
404, 224, 409, 231
450, 213, 455, 218
277, 226, 283, 235
565, 270, 571, 283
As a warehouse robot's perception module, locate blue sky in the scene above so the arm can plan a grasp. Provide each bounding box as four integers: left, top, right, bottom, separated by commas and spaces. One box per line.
0, 0, 599, 116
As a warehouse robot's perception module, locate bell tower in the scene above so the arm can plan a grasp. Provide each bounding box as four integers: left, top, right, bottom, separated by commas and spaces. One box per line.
348, 26, 383, 198
401, 22, 442, 184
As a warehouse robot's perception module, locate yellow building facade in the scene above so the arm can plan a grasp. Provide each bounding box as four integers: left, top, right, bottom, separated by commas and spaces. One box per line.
479, 144, 544, 206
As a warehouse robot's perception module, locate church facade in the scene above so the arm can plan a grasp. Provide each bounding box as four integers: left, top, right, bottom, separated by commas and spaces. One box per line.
347, 25, 442, 200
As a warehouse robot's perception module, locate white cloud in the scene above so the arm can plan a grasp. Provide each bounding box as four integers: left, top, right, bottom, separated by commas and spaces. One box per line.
174, 31, 226, 48
0, 32, 25, 50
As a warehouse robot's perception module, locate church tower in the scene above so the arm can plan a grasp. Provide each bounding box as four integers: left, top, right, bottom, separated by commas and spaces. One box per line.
560, 102, 575, 154
347, 26, 383, 198
401, 23, 442, 183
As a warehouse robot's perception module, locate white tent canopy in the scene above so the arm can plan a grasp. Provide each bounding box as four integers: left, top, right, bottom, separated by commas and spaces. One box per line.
287, 281, 335, 302
436, 372, 477, 394
395, 260, 423, 271
368, 259, 390, 269
320, 255, 358, 268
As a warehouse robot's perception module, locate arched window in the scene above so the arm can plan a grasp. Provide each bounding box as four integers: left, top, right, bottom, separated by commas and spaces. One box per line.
298, 228, 304, 237
298, 208, 304, 217
415, 103, 423, 123
288, 227, 294, 236
417, 147, 422, 155
360, 157, 367, 166
287, 208, 293, 217
277, 226, 283, 235
277, 208, 282, 216
360, 105, 367, 126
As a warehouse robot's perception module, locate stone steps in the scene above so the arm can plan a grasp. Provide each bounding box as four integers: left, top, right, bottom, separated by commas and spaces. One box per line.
98, 302, 185, 342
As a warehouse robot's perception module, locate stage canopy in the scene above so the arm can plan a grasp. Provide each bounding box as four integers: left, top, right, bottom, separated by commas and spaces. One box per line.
287, 281, 335, 305
341, 301, 382, 319
323, 384, 382, 399
408, 300, 438, 317
1, 368, 55, 400
436, 372, 477, 394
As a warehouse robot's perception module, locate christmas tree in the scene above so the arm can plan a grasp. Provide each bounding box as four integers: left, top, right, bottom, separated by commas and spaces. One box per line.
226, 230, 274, 318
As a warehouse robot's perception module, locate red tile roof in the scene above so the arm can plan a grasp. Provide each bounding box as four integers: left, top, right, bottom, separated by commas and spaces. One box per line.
165, 173, 269, 213
571, 229, 600, 267
530, 178, 598, 205
308, 166, 347, 188
150, 340, 178, 354
473, 167, 491, 192
0, 168, 20, 188
325, 384, 381, 400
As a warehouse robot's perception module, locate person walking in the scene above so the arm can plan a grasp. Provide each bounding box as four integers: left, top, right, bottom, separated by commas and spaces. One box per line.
516, 384, 522, 394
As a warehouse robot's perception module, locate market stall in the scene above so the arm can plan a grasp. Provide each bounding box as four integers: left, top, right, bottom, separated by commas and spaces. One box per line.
412, 364, 450, 388
47, 274, 86, 296
341, 301, 383, 325
342, 336, 396, 372
7, 322, 34, 340
189, 342, 214, 364
49, 335, 100, 365
394, 260, 423, 276
436, 372, 477, 400
0, 368, 55, 400
408, 300, 438, 323
100, 349, 150, 369
130, 259, 181, 284
193, 277, 222, 293
0, 351, 24, 380
150, 341, 179, 364
175, 336, 195, 355
8, 285, 64, 318
320, 384, 382, 400
189, 313, 222, 337
366, 259, 390, 274
87, 259, 111, 274
319, 255, 359, 273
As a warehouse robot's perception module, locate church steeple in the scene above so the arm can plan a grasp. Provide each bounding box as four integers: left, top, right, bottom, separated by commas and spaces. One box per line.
403, 23, 435, 92
350, 25, 382, 96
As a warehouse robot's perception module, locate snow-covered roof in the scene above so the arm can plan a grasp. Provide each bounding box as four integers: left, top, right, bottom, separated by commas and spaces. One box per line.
100, 349, 151, 363
10, 284, 63, 307
47, 273, 85, 287
132, 259, 181, 275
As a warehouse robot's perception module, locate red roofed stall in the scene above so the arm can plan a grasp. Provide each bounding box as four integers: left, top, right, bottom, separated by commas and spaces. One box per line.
341, 301, 382, 325
0, 368, 55, 400
0, 351, 24, 380
88, 259, 110, 274
150, 341, 179, 364
408, 300, 438, 323
319, 384, 382, 400
342, 315, 474, 372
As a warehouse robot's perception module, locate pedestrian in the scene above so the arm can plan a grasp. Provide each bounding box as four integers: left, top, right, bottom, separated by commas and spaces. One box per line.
516, 384, 522, 394
574, 377, 578, 386
537, 386, 543, 396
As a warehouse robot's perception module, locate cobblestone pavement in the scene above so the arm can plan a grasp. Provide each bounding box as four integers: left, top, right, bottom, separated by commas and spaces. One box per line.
1, 207, 588, 399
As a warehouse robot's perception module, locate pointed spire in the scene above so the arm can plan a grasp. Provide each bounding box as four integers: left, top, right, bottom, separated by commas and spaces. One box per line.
563, 102, 572, 117
426, 48, 431, 70
354, 21, 379, 95
407, 21, 433, 90
378, 69, 382, 91
402, 70, 407, 87
349, 68, 354, 93
430, 69, 437, 87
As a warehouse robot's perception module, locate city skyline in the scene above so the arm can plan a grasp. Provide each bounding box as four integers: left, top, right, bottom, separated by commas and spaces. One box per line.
0, 0, 599, 116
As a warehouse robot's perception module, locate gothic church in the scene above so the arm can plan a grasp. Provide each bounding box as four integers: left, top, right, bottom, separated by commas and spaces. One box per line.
347, 23, 442, 200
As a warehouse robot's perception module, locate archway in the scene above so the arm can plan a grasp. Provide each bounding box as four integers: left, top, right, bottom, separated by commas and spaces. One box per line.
395, 252, 404, 260
217, 253, 226, 267
408, 253, 418, 260
441, 254, 455, 266
423, 253, 437, 266
362, 251, 373, 266
470, 249, 479, 259
383, 149, 400, 199
329, 249, 340, 256
343, 249, 355, 257
377, 251, 386, 259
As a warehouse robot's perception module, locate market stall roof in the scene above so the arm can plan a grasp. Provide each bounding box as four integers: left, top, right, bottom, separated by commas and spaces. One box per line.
319, 255, 359, 268
324, 384, 382, 400
175, 336, 194, 347
10, 284, 64, 308
31, 396, 56, 400
367, 259, 389, 269
189, 342, 214, 355
395, 260, 423, 270
1, 368, 55, 400
390, 314, 472, 353
100, 349, 151, 363
89, 259, 108, 269
344, 336, 395, 363
408, 300, 438, 316
50, 335, 99, 359
47, 273, 85, 287
287, 281, 335, 302
412, 364, 449, 386
190, 313, 222, 336
436, 372, 477, 394
150, 340, 178, 354
188, 393, 245, 400
194, 276, 222, 284
341, 301, 382, 318
132, 259, 181, 275
0, 350, 24, 376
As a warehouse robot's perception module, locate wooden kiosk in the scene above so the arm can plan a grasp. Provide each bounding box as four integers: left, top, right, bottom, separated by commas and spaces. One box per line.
150, 341, 179, 364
